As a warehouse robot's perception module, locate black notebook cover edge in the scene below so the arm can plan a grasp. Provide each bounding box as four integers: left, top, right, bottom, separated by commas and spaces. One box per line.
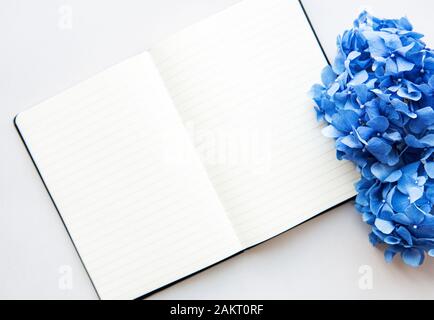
14, 115, 102, 300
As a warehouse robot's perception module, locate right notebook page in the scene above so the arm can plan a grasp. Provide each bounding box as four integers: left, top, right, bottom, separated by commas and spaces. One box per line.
151, 0, 359, 247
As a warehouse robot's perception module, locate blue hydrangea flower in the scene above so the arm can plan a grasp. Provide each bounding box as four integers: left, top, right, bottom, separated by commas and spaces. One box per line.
311, 11, 434, 266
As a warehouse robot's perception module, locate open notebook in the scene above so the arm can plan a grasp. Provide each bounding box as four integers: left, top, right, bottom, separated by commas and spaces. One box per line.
15, 0, 359, 299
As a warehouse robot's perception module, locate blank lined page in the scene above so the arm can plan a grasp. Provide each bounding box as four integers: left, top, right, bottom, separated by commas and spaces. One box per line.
15, 53, 241, 299
151, 0, 359, 247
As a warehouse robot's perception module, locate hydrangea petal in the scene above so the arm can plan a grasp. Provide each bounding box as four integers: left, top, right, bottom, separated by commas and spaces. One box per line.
409, 107, 434, 134
378, 32, 402, 49
384, 236, 401, 245
391, 98, 417, 118
367, 116, 389, 132
384, 247, 399, 262
375, 218, 395, 234
424, 162, 434, 179
385, 58, 398, 75
333, 49, 346, 74
404, 204, 425, 224
385, 170, 402, 183
321, 66, 336, 87
401, 248, 424, 267
397, 86, 422, 101
366, 137, 392, 163
371, 162, 398, 182
383, 131, 402, 142
424, 57, 434, 70
349, 70, 369, 86
392, 213, 412, 225
327, 82, 340, 96
420, 134, 434, 147
396, 56, 415, 72
397, 226, 413, 245
406, 135, 424, 148
322, 125, 343, 138
397, 174, 424, 203
341, 134, 363, 148
391, 188, 410, 213
363, 31, 389, 58
395, 42, 415, 56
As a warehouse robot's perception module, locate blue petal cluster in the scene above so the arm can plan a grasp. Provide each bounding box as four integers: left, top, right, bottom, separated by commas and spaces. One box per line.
311, 11, 434, 266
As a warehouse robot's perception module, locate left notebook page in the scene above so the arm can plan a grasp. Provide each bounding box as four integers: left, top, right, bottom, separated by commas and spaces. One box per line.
15, 52, 242, 300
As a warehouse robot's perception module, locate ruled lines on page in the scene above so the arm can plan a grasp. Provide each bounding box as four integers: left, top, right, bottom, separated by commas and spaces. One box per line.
15, 53, 242, 299
151, 0, 359, 247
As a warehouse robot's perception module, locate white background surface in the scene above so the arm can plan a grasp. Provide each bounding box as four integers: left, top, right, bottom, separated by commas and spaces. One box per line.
1, 0, 433, 299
